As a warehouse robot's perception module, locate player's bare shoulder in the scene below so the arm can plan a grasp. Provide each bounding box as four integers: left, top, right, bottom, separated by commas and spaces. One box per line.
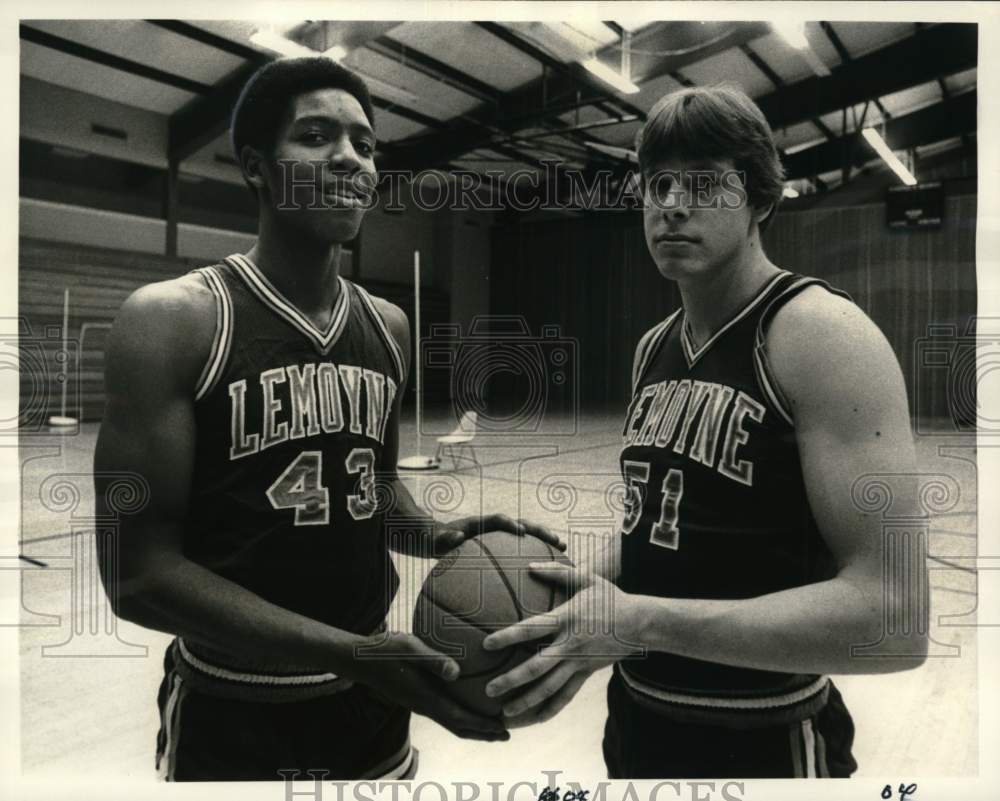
765, 283, 905, 418
106, 272, 218, 396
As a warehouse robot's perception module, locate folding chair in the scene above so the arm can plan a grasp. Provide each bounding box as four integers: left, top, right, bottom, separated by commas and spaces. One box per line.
435, 411, 480, 471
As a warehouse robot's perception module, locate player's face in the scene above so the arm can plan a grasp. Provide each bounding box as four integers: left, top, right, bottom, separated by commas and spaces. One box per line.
261, 88, 377, 243
642, 156, 758, 282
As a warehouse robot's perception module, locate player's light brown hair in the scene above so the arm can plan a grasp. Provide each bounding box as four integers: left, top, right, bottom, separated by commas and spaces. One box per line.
635, 84, 785, 229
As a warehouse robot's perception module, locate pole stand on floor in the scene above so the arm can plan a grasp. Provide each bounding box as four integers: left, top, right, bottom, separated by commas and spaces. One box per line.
48, 287, 78, 431
398, 250, 439, 471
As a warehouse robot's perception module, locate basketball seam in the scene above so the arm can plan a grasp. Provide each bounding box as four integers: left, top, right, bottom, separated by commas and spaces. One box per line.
479, 541, 525, 622
422, 593, 503, 637
418, 594, 522, 679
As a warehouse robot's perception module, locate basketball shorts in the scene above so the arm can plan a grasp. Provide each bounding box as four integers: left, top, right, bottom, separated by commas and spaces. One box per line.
603, 668, 857, 778
155, 641, 416, 781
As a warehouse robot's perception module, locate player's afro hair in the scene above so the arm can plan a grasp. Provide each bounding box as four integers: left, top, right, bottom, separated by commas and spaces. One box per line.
230, 56, 375, 161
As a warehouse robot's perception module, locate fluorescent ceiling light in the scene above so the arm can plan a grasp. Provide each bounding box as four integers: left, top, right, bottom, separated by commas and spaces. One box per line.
249, 30, 314, 58
250, 31, 349, 63
771, 21, 830, 77
509, 23, 639, 94
861, 128, 917, 185
51, 145, 89, 159
557, 21, 617, 50
581, 58, 640, 94
800, 48, 831, 77
772, 21, 810, 50
584, 140, 638, 163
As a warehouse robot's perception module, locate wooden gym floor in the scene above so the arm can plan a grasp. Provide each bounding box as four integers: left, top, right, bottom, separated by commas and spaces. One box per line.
16, 413, 978, 779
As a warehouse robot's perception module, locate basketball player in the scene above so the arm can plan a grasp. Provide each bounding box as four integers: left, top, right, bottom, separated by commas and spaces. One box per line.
93, 57, 560, 781
482, 85, 928, 778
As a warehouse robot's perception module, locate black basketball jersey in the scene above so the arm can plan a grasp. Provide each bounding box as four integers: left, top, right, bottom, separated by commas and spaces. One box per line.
617, 271, 851, 727
184, 253, 406, 639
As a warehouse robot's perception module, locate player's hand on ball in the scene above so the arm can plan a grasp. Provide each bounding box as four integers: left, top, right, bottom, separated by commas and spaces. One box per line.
480, 564, 643, 722
433, 514, 565, 555
359, 632, 510, 742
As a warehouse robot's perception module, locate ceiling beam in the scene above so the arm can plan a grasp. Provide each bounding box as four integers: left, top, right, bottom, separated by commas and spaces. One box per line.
757, 23, 975, 131
379, 21, 776, 173
167, 28, 443, 162
474, 22, 631, 118
366, 35, 502, 104
740, 43, 836, 140
379, 22, 653, 172
145, 20, 262, 61
782, 90, 976, 179
633, 21, 772, 84
20, 23, 211, 95
169, 63, 261, 162
818, 21, 891, 121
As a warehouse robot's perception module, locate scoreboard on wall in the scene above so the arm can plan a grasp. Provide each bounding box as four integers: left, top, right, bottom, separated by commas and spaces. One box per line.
886, 182, 945, 229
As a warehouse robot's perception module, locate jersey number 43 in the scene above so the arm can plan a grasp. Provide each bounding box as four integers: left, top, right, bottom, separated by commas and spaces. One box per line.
621, 461, 683, 549
266, 449, 376, 526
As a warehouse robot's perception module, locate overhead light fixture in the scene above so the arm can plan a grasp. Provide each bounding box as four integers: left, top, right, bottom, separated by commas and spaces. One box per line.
51, 145, 89, 159
249, 29, 315, 58
250, 30, 349, 62
861, 128, 917, 186
581, 58, 640, 94
772, 21, 810, 50
584, 140, 638, 163
510, 23, 639, 94
771, 21, 831, 77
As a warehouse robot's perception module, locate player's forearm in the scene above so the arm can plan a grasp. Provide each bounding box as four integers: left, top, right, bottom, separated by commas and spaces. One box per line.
624, 575, 927, 675
112, 552, 372, 680
384, 478, 441, 557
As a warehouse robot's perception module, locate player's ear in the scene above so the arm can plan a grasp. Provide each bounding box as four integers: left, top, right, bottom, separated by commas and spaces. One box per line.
752, 202, 776, 229
240, 144, 268, 191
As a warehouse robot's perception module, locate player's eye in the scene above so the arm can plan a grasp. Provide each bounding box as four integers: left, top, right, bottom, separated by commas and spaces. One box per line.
300, 131, 328, 145
355, 140, 375, 157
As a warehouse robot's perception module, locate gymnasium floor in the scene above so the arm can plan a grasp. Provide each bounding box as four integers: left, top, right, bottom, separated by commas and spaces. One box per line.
17, 412, 978, 780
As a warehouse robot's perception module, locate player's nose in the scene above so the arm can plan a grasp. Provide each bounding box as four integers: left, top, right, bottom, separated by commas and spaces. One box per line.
663, 190, 692, 220
326, 134, 364, 171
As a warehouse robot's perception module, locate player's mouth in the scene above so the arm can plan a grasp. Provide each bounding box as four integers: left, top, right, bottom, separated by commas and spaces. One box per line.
321, 187, 369, 209
654, 233, 699, 245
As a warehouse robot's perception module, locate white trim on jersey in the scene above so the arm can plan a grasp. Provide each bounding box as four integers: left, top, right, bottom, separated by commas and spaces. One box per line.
802, 718, 818, 777
753, 347, 796, 426
226, 253, 351, 355
177, 637, 341, 687
680, 270, 789, 368
352, 282, 407, 384
156, 673, 185, 782
751, 275, 852, 428
632, 309, 682, 393
619, 664, 830, 711
363, 742, 418, 779
193, 266, 234, 401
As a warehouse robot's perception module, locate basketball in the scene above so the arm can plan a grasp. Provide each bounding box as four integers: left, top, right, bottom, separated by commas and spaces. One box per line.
412, 531, 574, 716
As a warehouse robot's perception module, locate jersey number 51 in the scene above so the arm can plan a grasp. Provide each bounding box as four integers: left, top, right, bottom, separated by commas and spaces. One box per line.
621, 461, 683, 550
